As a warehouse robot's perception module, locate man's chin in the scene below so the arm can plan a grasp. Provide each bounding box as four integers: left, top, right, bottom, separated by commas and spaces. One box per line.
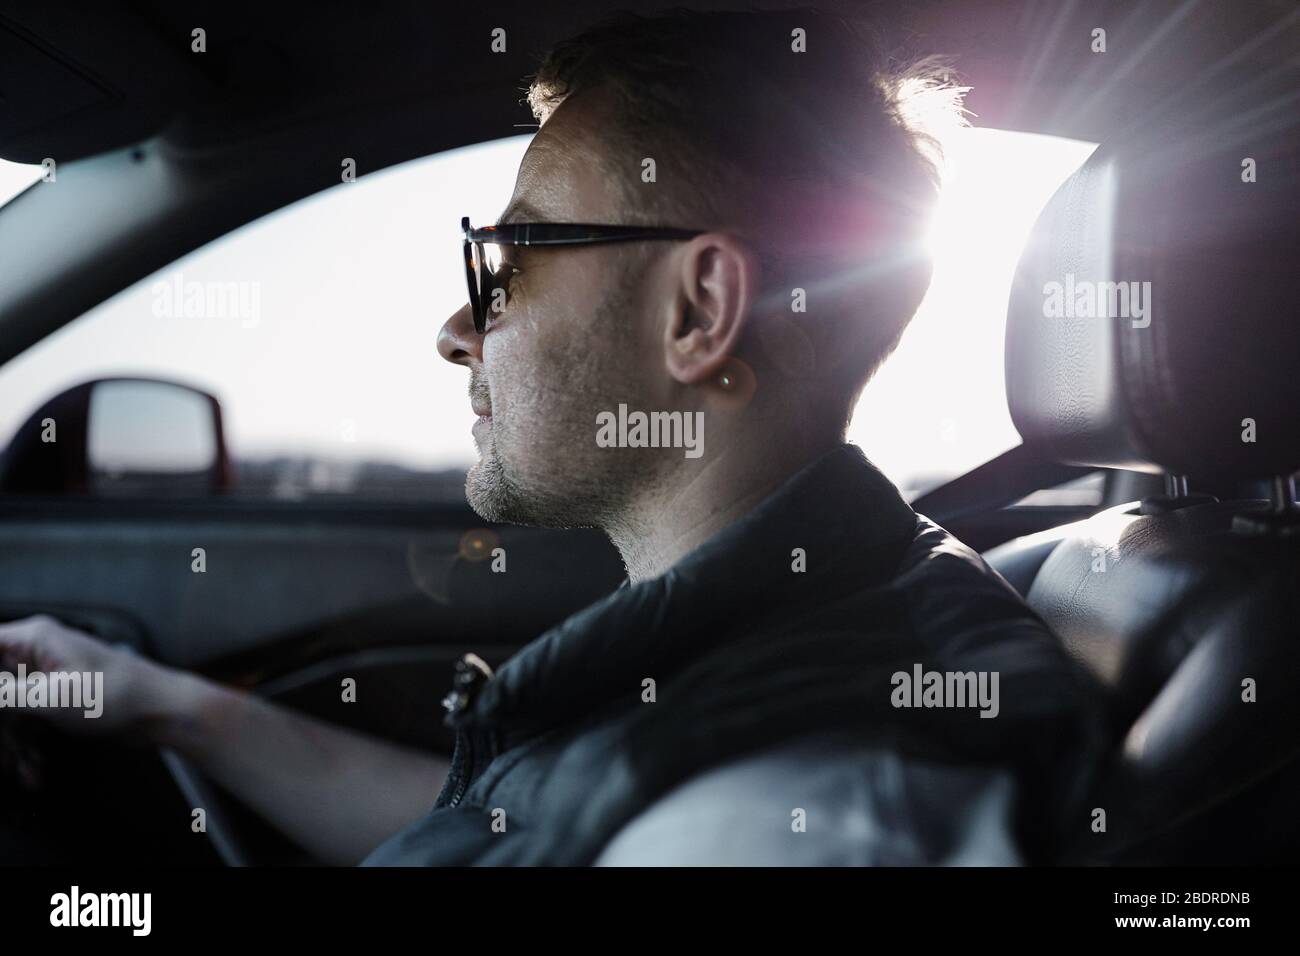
464, 456, 508, 523
464, 444, 598, 531
465, 446, 533, 525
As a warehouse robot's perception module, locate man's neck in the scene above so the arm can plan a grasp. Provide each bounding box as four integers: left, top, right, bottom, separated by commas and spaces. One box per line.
606, 428, 844, 584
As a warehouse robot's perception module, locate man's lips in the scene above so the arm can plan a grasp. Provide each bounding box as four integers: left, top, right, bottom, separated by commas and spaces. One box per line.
469, 373, 491, 425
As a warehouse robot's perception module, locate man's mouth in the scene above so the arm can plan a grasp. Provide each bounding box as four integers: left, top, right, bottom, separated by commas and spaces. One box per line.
469, 374, 492, 431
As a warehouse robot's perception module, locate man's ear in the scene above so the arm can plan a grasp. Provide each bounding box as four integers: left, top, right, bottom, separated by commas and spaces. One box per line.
663, 233, 757, 385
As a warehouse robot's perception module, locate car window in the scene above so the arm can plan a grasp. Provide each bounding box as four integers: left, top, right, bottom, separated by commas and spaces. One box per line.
0, 138, 530, 501
0, 130, 1094, 503
0, 157, 43, 210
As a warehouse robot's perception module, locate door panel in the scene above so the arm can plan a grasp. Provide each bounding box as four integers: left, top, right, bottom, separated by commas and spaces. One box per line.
0, 497, 624, 739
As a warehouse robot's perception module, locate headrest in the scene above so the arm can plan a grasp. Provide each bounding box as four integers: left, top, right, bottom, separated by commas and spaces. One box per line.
1005, 139, 1300, 483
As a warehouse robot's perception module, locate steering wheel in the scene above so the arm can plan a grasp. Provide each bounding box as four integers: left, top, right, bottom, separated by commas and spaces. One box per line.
0, 708, 70, 863
0, 610, 255, 866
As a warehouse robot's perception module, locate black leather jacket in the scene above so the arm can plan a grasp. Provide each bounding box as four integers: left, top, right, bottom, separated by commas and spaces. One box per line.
363, 443, 1103, 865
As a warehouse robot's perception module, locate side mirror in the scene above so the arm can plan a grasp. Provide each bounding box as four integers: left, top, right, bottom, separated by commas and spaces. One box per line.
0, 377, 232, 495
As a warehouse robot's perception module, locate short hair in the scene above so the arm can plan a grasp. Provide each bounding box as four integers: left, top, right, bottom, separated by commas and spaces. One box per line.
527, 7, 968, 400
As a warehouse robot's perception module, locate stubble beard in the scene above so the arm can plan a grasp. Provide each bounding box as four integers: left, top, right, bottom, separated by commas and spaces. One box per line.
464, 271, 649, 531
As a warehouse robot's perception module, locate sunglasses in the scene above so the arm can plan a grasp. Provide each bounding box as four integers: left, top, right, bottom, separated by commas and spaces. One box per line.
461, 216, 703, 333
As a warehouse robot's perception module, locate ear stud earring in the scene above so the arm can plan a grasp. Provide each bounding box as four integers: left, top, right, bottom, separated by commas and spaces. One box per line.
713, 358, 756, 408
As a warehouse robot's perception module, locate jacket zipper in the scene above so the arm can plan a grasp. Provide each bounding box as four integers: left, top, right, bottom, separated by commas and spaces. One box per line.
447, 730, 474, 808
441, 653, 494, 809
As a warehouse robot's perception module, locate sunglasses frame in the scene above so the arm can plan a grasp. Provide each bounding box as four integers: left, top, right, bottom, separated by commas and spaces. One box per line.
461, 216, 704, 333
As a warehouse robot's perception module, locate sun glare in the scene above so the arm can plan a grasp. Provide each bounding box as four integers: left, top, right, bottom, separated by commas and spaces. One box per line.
850, 127, 1098, 497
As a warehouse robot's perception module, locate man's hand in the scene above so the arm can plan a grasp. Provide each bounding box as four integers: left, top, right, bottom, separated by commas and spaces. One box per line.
0, 613, 447, 864
0, 614, 189, 736
1, 614, 448, 863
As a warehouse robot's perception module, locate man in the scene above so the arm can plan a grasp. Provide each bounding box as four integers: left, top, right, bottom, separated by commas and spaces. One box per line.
0, 9, 1099, 865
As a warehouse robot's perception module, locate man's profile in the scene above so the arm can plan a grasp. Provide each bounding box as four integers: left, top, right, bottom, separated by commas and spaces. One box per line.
0, 8, 1100, 867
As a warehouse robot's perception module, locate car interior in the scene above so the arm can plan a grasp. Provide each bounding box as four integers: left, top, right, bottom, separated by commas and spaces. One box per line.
0, 0, 1296, 866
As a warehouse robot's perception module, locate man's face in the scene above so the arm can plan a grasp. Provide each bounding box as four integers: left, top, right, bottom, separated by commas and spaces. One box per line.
437, 91, 671, 529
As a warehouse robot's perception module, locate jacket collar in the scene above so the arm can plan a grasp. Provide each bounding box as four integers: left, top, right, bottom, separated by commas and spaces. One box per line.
451, 442, 918, 736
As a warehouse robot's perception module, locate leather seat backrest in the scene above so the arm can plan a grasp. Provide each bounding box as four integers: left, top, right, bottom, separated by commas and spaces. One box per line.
995, 104, 1300, 860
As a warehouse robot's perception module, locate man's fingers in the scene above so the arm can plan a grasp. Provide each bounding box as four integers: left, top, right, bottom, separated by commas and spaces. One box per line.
0, 619, 37, 647
0, 613, 55, 632
0, 615, 48, 643
0, 633, 34, 668
0, 616, 62, 669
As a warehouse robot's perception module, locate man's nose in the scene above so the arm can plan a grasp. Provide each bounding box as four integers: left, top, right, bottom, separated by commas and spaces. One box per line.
437, 302, 482, 367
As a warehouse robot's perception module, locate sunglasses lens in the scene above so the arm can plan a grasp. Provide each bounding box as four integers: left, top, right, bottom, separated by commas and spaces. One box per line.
464, 239, 485, 333
482, 242, 505, 276
460, 221, 510, 334
474, 243, 508, 333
